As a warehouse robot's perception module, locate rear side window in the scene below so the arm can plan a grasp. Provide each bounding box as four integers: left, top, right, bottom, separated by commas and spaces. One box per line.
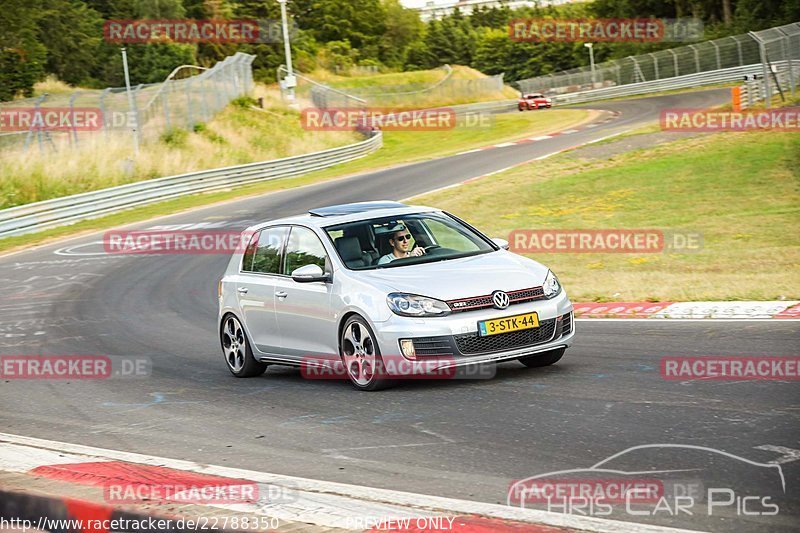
285, 227, 330, 275
243, 227, 288, 274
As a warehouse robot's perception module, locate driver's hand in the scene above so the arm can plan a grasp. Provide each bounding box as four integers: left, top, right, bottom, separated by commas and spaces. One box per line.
411, 246, 426, 257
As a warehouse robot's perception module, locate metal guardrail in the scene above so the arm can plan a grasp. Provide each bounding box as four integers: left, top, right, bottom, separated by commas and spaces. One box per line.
0, 131, 382, 239
0, 89, 529, 239
552, 63, 768, 105
448, 100, 519, 115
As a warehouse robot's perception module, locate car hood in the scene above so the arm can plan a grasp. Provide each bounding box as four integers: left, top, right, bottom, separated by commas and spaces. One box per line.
357, 251, 549, 301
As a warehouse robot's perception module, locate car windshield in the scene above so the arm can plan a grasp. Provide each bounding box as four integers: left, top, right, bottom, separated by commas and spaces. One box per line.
324, 211, 496, 270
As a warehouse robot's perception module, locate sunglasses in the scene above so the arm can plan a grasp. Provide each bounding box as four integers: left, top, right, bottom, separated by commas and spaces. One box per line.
394, 233, 412, 242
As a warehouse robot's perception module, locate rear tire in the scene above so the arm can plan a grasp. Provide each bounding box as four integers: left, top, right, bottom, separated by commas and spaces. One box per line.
340, 316, 393, 391
221, 314, 268, 378
518, 348, 565, 368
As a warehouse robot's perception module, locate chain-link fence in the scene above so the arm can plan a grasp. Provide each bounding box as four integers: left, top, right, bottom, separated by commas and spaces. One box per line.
517, 22, 800, 106
0, 52, 255, 155
749, 23, 800, 105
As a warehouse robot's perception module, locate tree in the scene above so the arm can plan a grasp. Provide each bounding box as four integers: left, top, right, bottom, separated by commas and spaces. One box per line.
379, 0, 423, 68
37, 0, 104, 86
291, 0, 386, 57
0, 0, 46, 100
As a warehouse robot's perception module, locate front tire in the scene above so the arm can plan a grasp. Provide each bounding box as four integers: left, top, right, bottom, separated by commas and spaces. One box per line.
221, 314, 268, 378
518, 348, 565, 368
340, 316, 392, 391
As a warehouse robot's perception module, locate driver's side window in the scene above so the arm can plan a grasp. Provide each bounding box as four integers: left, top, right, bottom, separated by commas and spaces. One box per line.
285, 227, 330, 276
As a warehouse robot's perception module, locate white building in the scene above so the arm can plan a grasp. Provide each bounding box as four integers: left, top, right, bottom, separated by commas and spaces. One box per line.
417, 0, 577, 22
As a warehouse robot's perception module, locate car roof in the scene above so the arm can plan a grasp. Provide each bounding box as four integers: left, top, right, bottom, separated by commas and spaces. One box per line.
245, 202, 439, 233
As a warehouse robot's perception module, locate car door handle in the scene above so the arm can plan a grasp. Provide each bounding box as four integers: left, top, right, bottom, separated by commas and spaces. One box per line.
275, 291, 288, 298
237, 287, 248, 294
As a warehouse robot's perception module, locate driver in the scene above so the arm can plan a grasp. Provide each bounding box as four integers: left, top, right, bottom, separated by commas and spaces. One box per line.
377, 227, 426, 265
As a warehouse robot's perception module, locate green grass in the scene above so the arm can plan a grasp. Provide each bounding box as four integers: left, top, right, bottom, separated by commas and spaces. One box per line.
0, 108, 591, 255
299, 109, 591, 180
411, 131, 800, 301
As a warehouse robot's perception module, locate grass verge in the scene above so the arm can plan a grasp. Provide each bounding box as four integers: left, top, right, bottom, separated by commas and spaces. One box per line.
410, 131, 800, 301
0, 108, 591, 255
300, 65, 519, 108
0, 86, 360, 209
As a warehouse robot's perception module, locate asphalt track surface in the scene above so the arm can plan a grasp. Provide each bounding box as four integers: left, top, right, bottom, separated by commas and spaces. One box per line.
0, 88, 798, 532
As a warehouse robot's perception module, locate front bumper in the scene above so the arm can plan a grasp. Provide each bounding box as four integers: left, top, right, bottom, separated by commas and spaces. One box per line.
373, 291, 574, 371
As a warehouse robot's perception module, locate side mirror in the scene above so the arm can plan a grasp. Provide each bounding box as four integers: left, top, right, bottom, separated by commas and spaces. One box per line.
491, 238, 510, 250
291, 264, 331, 283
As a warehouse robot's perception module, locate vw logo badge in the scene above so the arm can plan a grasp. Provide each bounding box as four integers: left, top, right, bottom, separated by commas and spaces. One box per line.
492, 291, 510, 310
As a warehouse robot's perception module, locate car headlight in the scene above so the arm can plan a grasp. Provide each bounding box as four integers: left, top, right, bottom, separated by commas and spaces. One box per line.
542, 270, 561, 298
387, 293, 451, 317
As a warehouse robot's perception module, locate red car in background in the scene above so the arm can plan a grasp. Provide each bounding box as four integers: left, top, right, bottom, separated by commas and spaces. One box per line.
518, 93, 552, 111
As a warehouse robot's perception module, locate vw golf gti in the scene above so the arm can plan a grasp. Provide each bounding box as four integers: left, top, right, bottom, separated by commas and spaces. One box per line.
219, 201, 574, 390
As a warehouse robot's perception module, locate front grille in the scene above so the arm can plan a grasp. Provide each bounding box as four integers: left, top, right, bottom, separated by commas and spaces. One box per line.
447, 286, 546, 313
411, 336, 455, 357
454, 319, 557, 355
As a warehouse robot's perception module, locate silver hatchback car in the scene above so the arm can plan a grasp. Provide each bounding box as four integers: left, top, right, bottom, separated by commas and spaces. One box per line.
218, 202, 574, 390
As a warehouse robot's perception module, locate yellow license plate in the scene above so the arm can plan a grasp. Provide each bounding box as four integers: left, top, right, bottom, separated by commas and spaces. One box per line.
478, 312, 539, 337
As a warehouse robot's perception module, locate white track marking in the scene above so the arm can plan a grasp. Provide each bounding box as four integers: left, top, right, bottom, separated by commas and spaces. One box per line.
562, 129, 580, 134
653, 301, 798, 319
455, 148, 483, 156
53, 241, 117, 257
529, 135, 552, 141
494, 142, 517, 148
0, 433, 705, 533
754, 445, 800, 465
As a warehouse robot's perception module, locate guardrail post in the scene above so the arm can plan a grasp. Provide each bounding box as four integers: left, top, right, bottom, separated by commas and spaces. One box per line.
133, 83, 144, 140
69, 91, 80, 148
710, 41, 722, 70
188, 77, 197, 129
750, 33, 772, 109
777, 30, 796, 97
24, 94, 53, 153
668, 49, 679, 77
200, 76, 210, 121
732, 35, 744, 66
99, 88, 111, 139
162, 80, 171, 130
731, 35, 744, 67
649, 53, 659, 80
689, 45, 701, 73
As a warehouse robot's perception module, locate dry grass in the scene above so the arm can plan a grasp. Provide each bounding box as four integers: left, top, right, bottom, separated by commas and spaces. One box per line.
298, 65, 519, 109
0, 85, 359, 208
33, 76, 78, 97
